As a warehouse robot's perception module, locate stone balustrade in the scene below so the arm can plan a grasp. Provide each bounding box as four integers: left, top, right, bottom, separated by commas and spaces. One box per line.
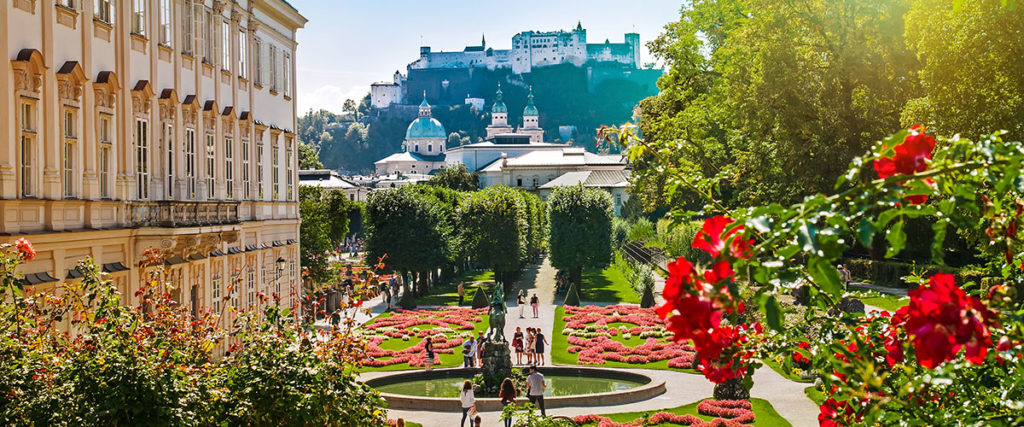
128, 201, 241, 228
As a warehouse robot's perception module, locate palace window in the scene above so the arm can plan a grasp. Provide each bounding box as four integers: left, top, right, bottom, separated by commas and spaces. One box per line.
253, 38, 262, 85
212, 276, 221, 314
272, 139, 279, 200
135, 118, 150, 199
132, 0, 146, 36
269, 45, 278, 91
194, 3, 207, 60
206, 134, 215, 199
283, 52, 291, 97
203, 9, 214, 64
20, 102, 35, 198
238, 29, 248, 78
63, 141, 75, 198
165, 123, 174, 199
58, 0, 75, 10
99, 145, 111, 199
94, 0, 112, 24
64, 109, 77, 138
221, 20, 231, 71
182, 0, 193, 55
159, 0, 171, 46
184, 128, 196, 198
247, 264, 255, 307
285, 140, 293, 199
256, 139, 265, 199
225, 137, 234, 199
241, 139, 250, 199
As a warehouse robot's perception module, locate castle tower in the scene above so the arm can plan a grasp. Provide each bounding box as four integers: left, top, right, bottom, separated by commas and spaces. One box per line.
485, 84, 514, 138
517, 86, 544, 143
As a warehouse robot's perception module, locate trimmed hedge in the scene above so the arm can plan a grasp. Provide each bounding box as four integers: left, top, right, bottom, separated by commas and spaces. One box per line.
471, 287, 489, 309
845, 258, 987, 289
564, 283, 581, 306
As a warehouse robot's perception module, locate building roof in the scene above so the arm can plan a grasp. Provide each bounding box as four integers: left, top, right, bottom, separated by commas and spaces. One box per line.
480, 148, 626, 172
374, 152, 446, 164
405, 116, 447, 139
298, 169, 360, 189
523, 87, 538, 117
539, 170, 631, 189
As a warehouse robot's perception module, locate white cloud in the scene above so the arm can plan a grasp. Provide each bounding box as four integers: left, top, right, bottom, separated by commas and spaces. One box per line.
296, 84, 370, 115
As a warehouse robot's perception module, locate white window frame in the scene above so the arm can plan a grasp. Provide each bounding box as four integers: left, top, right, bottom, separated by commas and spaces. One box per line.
238, 28, 248, 78
135, 118, 150, 199
224, 137, 234, 199
20, 101, 35, 198
206, 133, 216, 199
159, 0, 172, 46
184, 128, 196, 199
182, 0, 193, 55
283, 52, 291, 97
253, 37, 262, 85
272, 139, 279, 200
285, 140, 293, 200
132, 0, 147, 37
241, 138, 250, 199
256, 139, 264, 199
94, 0, 113, 24
220, 19, 231, 71
165, 123, 174, 199
63, 140, 75, 199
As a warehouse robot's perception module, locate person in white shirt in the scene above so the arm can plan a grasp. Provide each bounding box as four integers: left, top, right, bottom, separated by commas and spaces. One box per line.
526, 365, 546, 416
463, 336, 476, 368
460, 380, 476, 427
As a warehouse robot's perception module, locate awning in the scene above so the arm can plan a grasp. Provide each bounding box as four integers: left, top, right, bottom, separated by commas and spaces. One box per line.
102, 262, 130, 273
22, 271, 60, 285
209, 249, 225, 257
188, 253, 206, 261
165, 255, 188, 265
272, 240, 284, 247
227, 247, 243, 255
244, 244, 259, 252
286, 239, 297, 245
66, 267, 85, 279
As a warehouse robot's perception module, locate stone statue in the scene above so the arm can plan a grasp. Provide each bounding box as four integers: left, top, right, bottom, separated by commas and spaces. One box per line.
486, 285, 507, 342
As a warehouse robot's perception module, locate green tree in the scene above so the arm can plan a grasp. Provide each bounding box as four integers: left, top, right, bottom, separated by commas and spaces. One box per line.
342, 98, 358, 121
548, 185, 614, 288
459, 186, 530, 289
426, 164, 479, 191
297, 141, 323, 170
901, 0, 1024, 141
298, 186, 333, 283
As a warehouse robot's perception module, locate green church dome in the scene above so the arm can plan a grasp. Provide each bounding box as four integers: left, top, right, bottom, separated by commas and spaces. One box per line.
523, 87, 538, 117
406, 117, 447, 139
491, 85, 508, 114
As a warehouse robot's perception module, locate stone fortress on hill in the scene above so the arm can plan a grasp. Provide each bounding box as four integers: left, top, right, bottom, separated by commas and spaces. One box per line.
371, 22, 646, 109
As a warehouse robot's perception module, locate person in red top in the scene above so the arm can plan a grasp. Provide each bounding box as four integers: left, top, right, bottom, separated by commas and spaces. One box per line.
499, 377, 517, 427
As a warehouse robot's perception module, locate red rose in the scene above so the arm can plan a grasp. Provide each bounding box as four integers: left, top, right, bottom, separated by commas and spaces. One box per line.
818, 398, 858, 427
14, 237, 36, 261
692, 216, 752, 259
874, 127, 936, 204
904, 273, 995, 368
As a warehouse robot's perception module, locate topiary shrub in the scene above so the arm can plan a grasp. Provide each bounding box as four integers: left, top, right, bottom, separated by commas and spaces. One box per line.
640, 283, 655, 308
471, 287, 489, 309
564, 283, 581, 306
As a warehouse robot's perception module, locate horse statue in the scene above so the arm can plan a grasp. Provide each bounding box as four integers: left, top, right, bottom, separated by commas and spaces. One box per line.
486, 284, 507, 342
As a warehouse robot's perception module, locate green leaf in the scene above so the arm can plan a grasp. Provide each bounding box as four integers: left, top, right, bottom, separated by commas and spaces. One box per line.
764, 295, 784, 332
808, 256, 843, 298
797, 223, 818, 252
777, 244, 801, 259
885, 220, 906, 258
858, 218, 874, 247
931, 220, 947, 265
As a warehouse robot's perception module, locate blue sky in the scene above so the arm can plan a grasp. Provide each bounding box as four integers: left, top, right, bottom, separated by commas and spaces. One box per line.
289, 0, 683, 114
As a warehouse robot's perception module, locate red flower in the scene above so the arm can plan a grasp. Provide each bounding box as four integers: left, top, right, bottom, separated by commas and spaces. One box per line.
818, 398, 857, 427
663, 296, 722, 341
703, 261, 736, 284
874, 127, 936, 204
692, 216, 752, 259
14, 237, 35, 261
793, 340, 811, 364
661, 257, 697, 304
904, 273, 995, 368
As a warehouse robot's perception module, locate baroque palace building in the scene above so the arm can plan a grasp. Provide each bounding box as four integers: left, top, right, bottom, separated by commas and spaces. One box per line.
1, 0, 306, 327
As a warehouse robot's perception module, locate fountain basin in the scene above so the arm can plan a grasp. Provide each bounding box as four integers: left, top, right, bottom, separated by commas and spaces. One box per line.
364, 366, 665, 411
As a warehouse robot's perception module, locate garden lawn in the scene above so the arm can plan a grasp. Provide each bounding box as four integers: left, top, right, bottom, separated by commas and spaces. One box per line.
804, 386, 827, 406
580, 265, 638, 304
551, 306, 697, 373
357, 309, 490, 372
850, 290, 909, 312
576, 398, 790, 427
762, 358, 813, 383
415, 270, 495, 307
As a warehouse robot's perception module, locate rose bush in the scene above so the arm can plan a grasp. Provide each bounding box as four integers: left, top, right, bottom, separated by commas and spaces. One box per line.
611, 124, 1024, 425
0, 241, 386, 426
561, 305, 696, 368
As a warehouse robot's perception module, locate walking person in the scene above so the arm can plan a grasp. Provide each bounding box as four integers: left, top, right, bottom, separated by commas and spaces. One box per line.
535, 330, 549, 365
513, 327, 525, 365
462, 336, 475, 368
476, 331, 486, 366
526, 365, 546, 416
530, 293, 539, 318
526, 328, 536, 365
459, 380, 476, 427
517, 290, 526, 318
457, 282, 466, 306
499, 377, 517, 427
424, 336, 435, 370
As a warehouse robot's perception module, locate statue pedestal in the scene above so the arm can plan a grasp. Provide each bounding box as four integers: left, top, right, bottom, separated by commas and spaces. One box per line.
477, 339, 513, 395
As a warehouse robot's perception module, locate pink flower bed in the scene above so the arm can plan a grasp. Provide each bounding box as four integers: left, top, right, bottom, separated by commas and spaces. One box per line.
573, 399, 754, 427
359, 307, 486, 367
562, 305, 695, 368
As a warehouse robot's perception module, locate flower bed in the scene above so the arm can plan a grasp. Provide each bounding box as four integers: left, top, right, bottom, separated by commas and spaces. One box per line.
561, 305, 696, 368
573, 399, 755, 426
359, 307, 487, 368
